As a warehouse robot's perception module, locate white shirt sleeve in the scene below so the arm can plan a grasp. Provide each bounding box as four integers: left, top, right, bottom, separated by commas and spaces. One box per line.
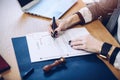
114, 51, 120, 70
78, 7, 92, 23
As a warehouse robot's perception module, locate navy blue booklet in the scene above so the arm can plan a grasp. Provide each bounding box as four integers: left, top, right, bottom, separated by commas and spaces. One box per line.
12, 36, 117, 80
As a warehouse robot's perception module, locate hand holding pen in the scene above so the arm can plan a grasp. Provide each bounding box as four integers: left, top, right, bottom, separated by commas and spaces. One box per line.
51, 17, 58, 38
49, 16, 71, 38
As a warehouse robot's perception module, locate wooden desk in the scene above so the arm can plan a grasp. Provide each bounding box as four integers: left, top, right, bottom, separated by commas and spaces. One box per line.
0, 0, 120, 80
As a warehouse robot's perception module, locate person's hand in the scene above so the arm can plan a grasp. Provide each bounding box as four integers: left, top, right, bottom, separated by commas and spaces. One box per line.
48, 14, 81, 37
70, 34, 104, 53
48, 18, 70, 34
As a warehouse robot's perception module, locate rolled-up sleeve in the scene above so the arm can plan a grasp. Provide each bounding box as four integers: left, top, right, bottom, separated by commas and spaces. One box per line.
79, 7, 92, 23
78, 0, 117, 24
114, 51, 120, 70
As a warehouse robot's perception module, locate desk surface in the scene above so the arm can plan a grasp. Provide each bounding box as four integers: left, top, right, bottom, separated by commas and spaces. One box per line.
0, 0, 120, 80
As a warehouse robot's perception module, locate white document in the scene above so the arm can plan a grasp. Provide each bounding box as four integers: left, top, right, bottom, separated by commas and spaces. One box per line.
26, 27, 92, 62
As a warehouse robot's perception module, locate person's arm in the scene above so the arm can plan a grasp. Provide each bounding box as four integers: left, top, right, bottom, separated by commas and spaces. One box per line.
100, 43, 120, 70
48, 0, 117, 37
113, 51, 120, 70
70, 34, 120, 70
76, 0, 118, 24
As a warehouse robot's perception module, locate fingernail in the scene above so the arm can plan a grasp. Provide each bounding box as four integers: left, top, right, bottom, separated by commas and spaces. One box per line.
54, 31, 58, 35
68, 40, 71, 45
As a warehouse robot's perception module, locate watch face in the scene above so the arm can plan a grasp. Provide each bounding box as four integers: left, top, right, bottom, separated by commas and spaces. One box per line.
18, 0, 33, 7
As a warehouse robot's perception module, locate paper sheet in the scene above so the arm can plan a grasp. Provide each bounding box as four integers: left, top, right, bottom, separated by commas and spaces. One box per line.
26, 27, 92, 62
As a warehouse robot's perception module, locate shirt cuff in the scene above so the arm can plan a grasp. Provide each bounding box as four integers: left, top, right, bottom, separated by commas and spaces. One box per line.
79, 7, 92, 23
114, 51, 120, 70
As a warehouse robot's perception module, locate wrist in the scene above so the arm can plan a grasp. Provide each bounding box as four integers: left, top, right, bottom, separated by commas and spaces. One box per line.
100, 42, 112, 56
63, 12, 83, 29
66, 14, 81, 27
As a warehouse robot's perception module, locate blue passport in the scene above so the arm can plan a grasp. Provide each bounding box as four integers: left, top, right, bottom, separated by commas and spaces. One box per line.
12, 36, 117, 80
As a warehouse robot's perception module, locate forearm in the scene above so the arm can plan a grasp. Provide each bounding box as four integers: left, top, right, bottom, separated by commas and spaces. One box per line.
65, 7, 92, 28
100, 42, 120, 70
62, 0, 117, 28
73, 0, 117, 25
67, 14, 81, 26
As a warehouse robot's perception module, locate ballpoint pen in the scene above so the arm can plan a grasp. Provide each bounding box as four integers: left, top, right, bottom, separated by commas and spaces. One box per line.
22, 68, 34, 79
51, 16, 58, 38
